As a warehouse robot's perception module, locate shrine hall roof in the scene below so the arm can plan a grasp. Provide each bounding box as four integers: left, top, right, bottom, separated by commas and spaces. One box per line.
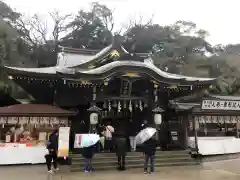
5, 60, 216, 83
68, 60, 215, 82
169, 101, 200, 110
4, 44, 115, 75
5, 66, 58, 74
0, 104, 76, 116
4, 35, 216, 84
208, 94, 240, 101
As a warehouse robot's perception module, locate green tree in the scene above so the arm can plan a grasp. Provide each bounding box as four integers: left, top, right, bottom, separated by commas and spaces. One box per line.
0, 1, 30, 92
61, 2, 114, 49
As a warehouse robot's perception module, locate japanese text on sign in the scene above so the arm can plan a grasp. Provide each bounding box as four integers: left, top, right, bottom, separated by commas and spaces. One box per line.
202, 100, 240, 110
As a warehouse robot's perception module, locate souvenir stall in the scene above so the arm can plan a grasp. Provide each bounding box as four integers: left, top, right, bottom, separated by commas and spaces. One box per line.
188, 96, 240, 155
0, 104, 76, 165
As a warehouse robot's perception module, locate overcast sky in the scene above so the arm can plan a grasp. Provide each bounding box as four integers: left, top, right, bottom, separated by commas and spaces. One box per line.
3, 0, 240, 45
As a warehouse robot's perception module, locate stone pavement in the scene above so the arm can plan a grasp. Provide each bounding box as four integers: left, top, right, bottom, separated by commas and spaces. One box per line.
1, 159, 240, 180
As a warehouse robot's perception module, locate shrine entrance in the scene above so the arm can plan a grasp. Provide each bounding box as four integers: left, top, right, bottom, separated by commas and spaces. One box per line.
159, 109, 189, 151
97, 97, 150, 152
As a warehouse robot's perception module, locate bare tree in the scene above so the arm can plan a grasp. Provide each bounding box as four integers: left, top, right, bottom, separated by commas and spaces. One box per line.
9, 10, 72, 65
120, 14, 155, 52
91, 2, 115, 32
49, 10, 72, 43
121, 13, 154, 34
11, 10, 71, 47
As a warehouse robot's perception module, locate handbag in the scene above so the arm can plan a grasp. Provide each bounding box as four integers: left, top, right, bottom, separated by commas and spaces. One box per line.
105, 126, 114, 140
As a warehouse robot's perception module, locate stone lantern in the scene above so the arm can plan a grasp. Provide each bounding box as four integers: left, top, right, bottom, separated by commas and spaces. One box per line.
87, 105, 102, 133
152, 107, 164, 124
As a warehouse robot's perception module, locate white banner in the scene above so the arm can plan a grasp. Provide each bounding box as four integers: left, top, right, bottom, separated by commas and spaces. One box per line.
58, 127, 70, 157
202, 100, 240, 110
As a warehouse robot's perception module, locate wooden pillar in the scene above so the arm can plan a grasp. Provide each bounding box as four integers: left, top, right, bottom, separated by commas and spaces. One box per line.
182, 114, 189, 150
88, 86, 102, 133
192, 115, 199, 154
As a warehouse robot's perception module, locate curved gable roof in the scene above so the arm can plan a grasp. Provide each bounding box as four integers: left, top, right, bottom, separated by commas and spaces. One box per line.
58, 60, 216, 84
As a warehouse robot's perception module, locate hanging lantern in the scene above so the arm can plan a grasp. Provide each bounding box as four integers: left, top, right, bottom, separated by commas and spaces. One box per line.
154, 114, 162, 125
90, 113, 98, 125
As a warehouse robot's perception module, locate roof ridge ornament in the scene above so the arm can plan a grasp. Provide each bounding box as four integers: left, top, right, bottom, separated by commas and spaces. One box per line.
87, 105, 102, 112
152, 107, 164, 113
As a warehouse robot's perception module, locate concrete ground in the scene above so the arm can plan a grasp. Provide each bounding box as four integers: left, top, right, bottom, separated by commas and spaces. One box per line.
1, 159, 240, 180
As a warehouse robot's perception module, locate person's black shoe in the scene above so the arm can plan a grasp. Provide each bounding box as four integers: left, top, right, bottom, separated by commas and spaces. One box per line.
119, 165, 123, 171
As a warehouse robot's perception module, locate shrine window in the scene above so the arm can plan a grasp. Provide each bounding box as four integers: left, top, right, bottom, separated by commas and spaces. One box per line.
0, 116, 68, 145
190, 115, 240, 138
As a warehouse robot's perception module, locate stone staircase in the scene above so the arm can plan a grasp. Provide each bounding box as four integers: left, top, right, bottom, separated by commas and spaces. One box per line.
70, 150, 200, 172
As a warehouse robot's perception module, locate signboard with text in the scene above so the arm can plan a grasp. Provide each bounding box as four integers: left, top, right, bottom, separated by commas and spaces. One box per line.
202, 100, 240, 111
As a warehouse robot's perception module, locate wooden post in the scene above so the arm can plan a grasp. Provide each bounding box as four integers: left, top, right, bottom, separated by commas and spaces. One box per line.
192, 115, 199, 154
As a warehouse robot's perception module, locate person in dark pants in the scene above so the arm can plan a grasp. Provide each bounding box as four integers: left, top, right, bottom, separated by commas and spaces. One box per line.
115, 137, 127, 170
115, 121, 128, 170
45, 129, 59, 173
142, 136, 157, 174
82, 145, 96, 172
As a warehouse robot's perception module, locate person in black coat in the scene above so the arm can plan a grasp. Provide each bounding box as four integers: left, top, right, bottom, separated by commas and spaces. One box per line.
142, 136, 157, 174
82, 145, 96, 172
115, 137, 127, 170
114, 123, 128, 170
45, 129, 59, 173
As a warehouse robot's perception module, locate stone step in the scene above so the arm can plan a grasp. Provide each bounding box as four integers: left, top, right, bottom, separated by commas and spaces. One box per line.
71, 157, 196, 166
70, 151, 191, 159
70, 150, 199, 172
70, 161, 200, 172
71, 153, 191, 161
71, 151, 190, 156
